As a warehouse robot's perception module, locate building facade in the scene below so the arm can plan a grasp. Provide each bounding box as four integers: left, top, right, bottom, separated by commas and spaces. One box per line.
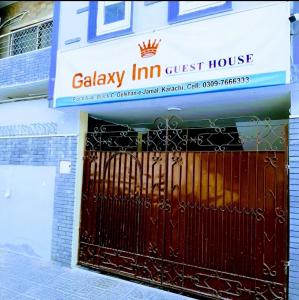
0, 1, 81, 265
1, 1, 299, 299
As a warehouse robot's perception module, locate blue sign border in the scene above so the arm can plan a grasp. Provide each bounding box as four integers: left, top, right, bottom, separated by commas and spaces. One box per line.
54, 71, 286, 108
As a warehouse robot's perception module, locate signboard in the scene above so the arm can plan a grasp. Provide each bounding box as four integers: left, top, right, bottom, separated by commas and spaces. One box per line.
53, 3, 290, 108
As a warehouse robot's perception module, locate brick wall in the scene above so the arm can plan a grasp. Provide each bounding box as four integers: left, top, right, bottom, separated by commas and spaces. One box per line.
0, 47, 50, 87
0, 135, 78, 266
289, 118, 299, 299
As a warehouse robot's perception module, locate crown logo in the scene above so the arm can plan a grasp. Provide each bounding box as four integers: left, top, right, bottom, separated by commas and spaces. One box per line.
138, 39, 161, 58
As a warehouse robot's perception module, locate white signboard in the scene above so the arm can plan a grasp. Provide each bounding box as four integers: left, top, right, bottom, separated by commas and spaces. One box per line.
54, 2, 290, 108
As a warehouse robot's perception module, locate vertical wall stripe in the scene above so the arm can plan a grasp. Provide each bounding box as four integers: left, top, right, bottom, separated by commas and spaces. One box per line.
48, 1, 61, 108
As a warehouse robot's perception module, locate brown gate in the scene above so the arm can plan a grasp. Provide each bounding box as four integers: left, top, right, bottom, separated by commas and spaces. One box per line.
78, 117, 288, 299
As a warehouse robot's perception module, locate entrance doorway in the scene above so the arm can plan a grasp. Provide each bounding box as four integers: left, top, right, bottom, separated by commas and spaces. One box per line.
78, 116, 288, 299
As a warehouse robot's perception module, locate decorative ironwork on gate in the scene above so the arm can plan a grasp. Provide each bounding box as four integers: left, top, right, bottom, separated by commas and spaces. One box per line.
86, 115, 288, 152
79, 116, 288, 300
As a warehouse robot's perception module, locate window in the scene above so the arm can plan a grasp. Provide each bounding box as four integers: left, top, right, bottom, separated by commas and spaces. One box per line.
88, 1, 133, 42
11, 26, 37, 56
168, 1, 232, 24
10, 20, 53, 56
104, 1, 125, 24
37, 21, 53, 49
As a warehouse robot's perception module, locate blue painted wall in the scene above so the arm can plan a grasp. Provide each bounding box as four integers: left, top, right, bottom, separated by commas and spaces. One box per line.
0, 1, 80, 266
0, 135, 77, 266
289, 118, 299, 299
0, 48, 51, 86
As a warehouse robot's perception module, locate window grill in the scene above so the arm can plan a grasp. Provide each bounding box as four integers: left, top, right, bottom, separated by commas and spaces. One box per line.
0, 20, 53, 59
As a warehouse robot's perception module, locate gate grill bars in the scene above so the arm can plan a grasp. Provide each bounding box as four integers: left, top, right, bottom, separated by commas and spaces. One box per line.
80, 115, 288, 299
86, 116, 287, 152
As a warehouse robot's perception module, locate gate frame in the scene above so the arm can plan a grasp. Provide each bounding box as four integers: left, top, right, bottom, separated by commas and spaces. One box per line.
78, 115, 289, 299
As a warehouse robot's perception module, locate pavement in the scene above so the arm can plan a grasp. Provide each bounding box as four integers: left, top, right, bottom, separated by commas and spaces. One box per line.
0, 250, 195, 300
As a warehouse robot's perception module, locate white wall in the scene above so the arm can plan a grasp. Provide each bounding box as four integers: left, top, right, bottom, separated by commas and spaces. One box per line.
0, 98, 80, 135
291, 83, 299, 116
58, 1, 283, 52
0, 165, 56, 260
0, 98, 81, 261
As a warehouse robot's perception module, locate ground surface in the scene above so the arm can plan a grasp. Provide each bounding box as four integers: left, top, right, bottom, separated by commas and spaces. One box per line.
0, 250, 195, 300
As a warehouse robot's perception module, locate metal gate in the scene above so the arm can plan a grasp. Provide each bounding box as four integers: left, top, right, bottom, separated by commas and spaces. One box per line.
78, 116, 288, 299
